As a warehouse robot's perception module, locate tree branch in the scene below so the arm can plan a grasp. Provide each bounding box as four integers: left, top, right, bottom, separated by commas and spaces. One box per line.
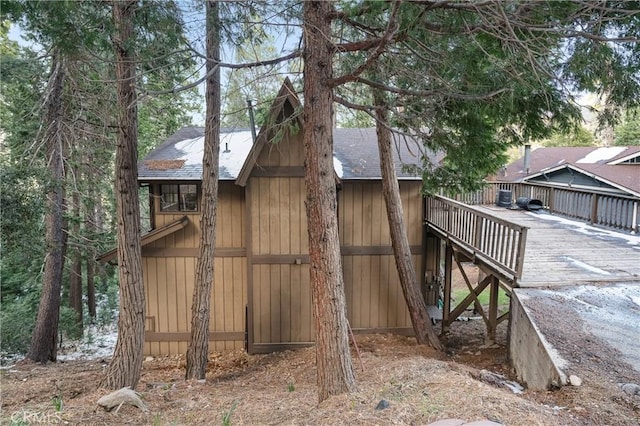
142, 50, 301, 96
329, 0, 403, 88
352, 76, 509, 101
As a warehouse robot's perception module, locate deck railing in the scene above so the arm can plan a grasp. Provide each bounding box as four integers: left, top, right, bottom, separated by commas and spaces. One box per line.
425, 195, 528, 282
451, 182, 640, 233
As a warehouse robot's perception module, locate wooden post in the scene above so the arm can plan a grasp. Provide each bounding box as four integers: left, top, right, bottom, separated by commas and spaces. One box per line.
515, 227, 527, 281
632, 201, 638, 234
442, 241, 453, 334
474, 215, 483, 250
486, 275, 499, 346
549, 187, 555, 213
590, 193, 599, 225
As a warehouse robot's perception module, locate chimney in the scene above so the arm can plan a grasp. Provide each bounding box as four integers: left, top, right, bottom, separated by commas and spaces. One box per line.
523, 144, 531, 174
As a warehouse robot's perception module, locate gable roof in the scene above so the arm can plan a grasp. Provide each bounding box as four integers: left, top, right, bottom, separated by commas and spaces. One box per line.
138, 80, 443, 183
494, 146, 640, 197
235, 78, 303, 186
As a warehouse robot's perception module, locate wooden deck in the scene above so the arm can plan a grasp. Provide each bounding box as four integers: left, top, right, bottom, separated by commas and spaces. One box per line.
424, 195, 639, 344
475, 205, 640, 287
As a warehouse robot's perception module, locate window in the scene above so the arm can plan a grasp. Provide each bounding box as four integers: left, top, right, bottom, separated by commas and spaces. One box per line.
160, 184, 198, 212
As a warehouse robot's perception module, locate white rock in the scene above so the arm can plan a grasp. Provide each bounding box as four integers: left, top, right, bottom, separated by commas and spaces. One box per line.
569, 375, 582, 386
620, 383, 640, 396
144, 356, 154, 362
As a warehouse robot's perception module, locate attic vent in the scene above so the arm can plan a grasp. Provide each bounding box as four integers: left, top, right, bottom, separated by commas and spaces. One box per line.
145, 160, 185, 170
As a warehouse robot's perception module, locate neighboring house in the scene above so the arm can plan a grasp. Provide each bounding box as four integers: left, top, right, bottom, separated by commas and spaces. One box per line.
494, 145, 640, 198
101, 79, 443, 355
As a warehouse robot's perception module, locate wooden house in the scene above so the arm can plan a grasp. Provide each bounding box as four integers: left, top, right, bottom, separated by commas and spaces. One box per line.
495, 145, 640, 198
102, 80, 443, 355
490, 145, 640, 231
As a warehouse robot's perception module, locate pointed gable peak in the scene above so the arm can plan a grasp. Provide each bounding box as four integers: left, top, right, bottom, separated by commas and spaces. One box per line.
235, 79, 303, 187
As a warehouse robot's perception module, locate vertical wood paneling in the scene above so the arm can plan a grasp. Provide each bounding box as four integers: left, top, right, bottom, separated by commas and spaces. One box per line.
353, 183, 363, 245
338, 180, 419, 332
176, 258, 188, 354
156, 259, 169, 354
248, 172, 310, 346
259, 264, 270, 342
276, 178, 290, 254
270, 265, 281, 342
233, 258, 245, 335
143, 182, 246, 355
370, 256, 381, 328
165, 257, 178, 354
219, 185, 232, 247
212, 258, 224, 332
220, 258, 230, 352
269, 178, 281, 255
280, 264, 291, 342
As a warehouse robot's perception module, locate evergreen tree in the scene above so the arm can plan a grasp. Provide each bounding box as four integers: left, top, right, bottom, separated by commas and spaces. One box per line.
614, 108, 640, 146
185, 0, 221, 380
101, 0, 145, 390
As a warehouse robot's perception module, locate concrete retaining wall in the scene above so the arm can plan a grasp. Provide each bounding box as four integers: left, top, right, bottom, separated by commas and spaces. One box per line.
509, 289, 567, 390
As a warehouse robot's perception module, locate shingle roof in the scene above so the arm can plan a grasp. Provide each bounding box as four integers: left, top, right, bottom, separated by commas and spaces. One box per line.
138, 126, 443, 181
494, 145, 640, 197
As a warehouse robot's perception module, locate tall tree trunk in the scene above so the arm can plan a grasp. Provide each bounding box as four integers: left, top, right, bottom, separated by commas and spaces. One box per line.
26, 51, 67, 364
303, 1, 356, 403
101, 0, 145, 390
185, 0, 221, 380
94, 181, 107, 287
86, 252, 96, 319
373, 93, 443, 351
69, 171, 83, 332
85, 157, 97, 319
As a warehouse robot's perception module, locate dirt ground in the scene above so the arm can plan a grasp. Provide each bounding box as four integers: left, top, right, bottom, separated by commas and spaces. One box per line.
2, 264, 639, 425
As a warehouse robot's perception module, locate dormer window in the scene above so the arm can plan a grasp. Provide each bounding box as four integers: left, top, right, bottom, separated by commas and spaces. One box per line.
160, 184, 198, 212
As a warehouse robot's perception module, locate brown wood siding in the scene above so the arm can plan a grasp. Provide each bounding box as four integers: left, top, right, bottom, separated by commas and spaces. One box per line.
249, 176, 312, 345
143, 182, 246, 355
143, 256, 247, 355
247, 130, 313, 347
339, 180, 424, 330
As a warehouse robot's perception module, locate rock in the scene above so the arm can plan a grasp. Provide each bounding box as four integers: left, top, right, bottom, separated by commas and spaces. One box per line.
97, 387, 148, 412
620, 383, 640, 396
375, 399, 389, 410
425, 420, 466, 426
569, 375, 582, 387
144, 356, 154, 362
425, 418, 503, 425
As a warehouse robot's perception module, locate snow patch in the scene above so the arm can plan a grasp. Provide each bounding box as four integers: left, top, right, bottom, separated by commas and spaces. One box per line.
560, 256, 612, 275
629, 295, 640, 308
1, 323, 118, 368
172, 131, 255, 178
527, 212, 640, 247
56, 324, 118, 362
333, 156, 344, 178
219, 131, 254, 178
174, 136, 204, 166
576, 147, 626, 164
